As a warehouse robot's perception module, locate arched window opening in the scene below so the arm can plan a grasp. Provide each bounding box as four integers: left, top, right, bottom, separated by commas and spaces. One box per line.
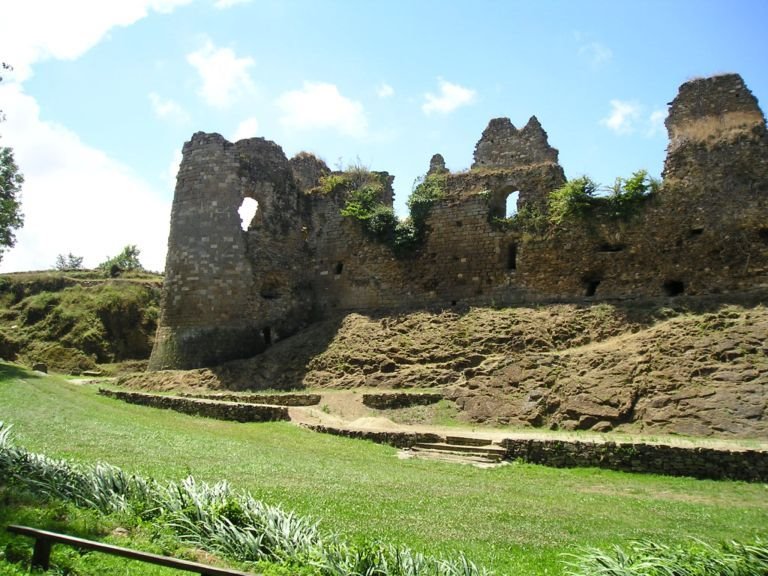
238, 197, 259, 231
505, 191, 520, 218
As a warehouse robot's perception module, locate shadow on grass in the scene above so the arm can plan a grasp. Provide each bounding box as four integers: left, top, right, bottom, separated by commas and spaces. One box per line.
0, 363, 41, 381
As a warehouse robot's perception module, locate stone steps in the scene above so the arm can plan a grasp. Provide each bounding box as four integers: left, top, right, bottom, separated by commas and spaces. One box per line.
409, 439, 507, 464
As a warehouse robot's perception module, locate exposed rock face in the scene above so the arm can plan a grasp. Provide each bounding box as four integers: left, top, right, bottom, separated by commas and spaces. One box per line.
150, 73, 768, 373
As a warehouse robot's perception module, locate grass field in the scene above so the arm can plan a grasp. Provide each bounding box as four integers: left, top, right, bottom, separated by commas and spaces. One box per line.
1, 363, 767, 575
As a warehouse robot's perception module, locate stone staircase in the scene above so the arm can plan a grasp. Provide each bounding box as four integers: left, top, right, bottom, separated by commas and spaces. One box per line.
406, 435, 507, 466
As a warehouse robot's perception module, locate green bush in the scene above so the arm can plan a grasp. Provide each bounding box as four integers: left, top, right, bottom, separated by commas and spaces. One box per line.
98, 245, 143, 277
547, 170, 657, 227
407, 174, 446, 231
548, 176, 598, 226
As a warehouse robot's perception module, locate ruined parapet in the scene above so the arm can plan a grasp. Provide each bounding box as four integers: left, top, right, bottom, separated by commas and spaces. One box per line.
472, 116, 560, 170
289, 152, 330, 192
662, 73, 768, 185
427, 153, 449, 175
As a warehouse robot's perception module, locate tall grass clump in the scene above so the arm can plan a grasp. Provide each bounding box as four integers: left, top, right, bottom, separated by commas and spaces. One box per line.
0, 422, 489, 576
564, 538, 768, 576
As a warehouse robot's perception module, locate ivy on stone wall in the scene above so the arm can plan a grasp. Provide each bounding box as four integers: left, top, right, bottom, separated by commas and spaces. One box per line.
340, 172, 446, 256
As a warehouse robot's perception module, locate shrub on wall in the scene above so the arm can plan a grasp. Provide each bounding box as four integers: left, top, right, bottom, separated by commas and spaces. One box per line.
340, 171, 446, 256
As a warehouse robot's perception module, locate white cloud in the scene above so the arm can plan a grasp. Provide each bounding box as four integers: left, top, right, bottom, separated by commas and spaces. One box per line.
232, 117, 260, 141
600, 101, 668, 137
0, 0, 192, 81
276, 82, 368, 138
422, 78, 477, 115
148, 92, 189, 124
187, 40, 256, 109
214, 0, 252, 7
647, 109, 667, 137
0, 84, 171, 273
377, 83, 394, 99
600, 100, 642, 135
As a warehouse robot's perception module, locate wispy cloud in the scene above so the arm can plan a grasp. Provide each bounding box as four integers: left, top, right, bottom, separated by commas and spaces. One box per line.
376, 83, 394, 99
422, 78, 477, 115
580, 41, 612, 67
232, 117, 260, 141
148, 92, 189, 124
213, 0, 252, 8
187, 39, 256, 108
647, 109, 667, 137
601, 100, 668, 137
276, 82, 368, 138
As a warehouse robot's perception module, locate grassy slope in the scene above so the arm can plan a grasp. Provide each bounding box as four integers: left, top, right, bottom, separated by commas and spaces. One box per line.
2, 365, 766, 575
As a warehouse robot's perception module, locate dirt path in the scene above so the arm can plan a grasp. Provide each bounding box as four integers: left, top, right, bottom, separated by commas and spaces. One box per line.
288, 391, 768, 452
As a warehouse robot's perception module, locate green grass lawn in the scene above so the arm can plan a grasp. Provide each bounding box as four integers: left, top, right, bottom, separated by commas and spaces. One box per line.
1, 363, 766, 575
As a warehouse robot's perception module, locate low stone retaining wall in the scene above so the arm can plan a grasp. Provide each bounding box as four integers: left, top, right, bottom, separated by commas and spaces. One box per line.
99, 389, 289, 422
303, 424, 442, 449
499, 438, 768, 483
181, 392, 321, 406
362, 393, 443, 410
305, 424, 768, 482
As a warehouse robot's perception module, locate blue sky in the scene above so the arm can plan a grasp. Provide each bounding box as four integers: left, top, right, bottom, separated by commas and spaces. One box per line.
1, 0, 767, 272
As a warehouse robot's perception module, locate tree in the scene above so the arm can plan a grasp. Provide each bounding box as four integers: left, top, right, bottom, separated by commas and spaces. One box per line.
0, 62, 24, 262
98, 244, 143, 277
55, 253, 84, 271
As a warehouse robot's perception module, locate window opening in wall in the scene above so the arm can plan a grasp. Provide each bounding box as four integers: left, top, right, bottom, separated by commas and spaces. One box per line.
262, 327, 272, 347
662, 280, 685, 297
505, 191, 520, 218
584, 279, 601, 297
759, 228, 768, 244
451, 300, 457, 306
455, 220, 463, 227
507, 243, 517, 270
689, 227, 704, 237
334, 261, 344, 275
238, 197, 259, 231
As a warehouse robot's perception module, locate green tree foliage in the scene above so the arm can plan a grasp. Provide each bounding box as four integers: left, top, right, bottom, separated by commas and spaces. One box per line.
55, 253, 84, 271
0, 63, 24, 262
98, 245, 143, 277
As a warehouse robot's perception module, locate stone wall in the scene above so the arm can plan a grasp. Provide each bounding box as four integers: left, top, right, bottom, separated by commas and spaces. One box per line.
304, 424, 768, 482
150, 73, 768, 371
181, 392, 321, 406
99, 389, 290, 422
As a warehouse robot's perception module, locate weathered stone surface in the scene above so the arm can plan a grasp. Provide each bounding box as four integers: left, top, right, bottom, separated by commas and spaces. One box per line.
149, 73, 768, 379
427, 153, 449, 175
99, 389, 289, 422
362, 392, 443, 409
180, 392, 321, 406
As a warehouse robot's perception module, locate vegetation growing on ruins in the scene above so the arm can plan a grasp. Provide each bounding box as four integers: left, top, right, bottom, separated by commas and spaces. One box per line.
340, 171, 446, 255
548, 170, 659, 226
1, 367, 766, 575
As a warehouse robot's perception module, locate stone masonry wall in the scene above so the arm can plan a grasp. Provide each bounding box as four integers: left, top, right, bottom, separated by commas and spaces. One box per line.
150, 73, 768, 371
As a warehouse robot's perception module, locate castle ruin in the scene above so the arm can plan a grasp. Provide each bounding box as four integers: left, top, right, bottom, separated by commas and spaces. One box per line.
149, 73, 768, 371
